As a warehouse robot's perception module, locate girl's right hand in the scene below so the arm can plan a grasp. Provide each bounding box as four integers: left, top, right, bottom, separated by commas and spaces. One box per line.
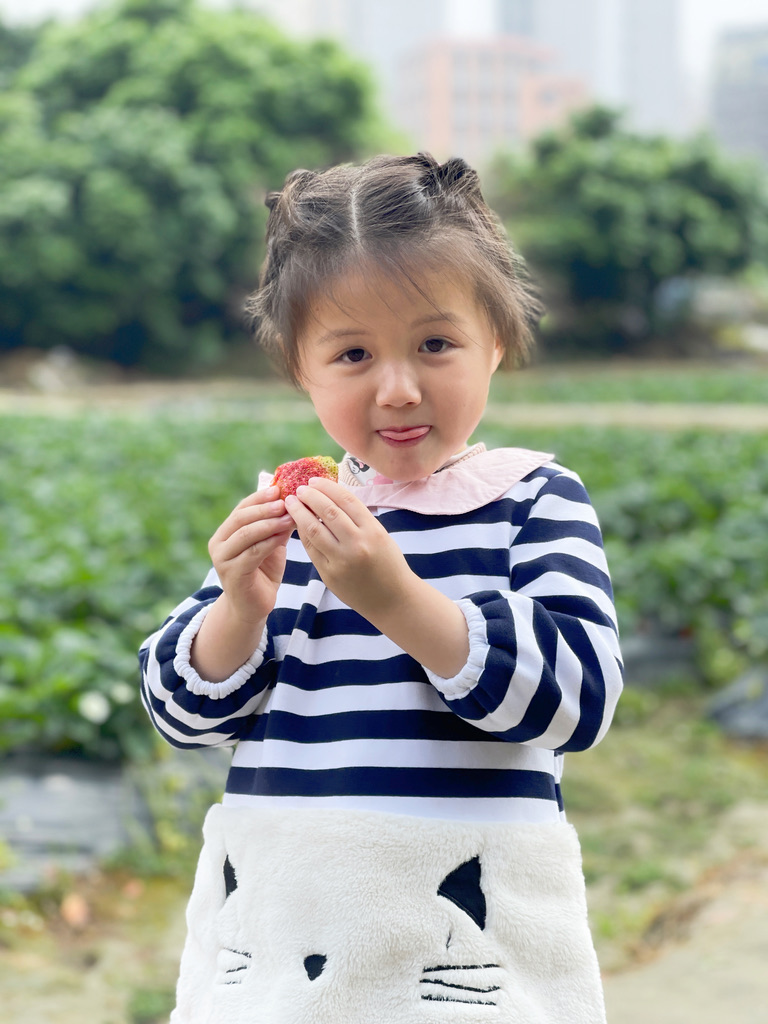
208, 486, 294, 626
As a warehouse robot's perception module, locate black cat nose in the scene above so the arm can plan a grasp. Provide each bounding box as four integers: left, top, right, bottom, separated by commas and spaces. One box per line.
304, 954, 327, 981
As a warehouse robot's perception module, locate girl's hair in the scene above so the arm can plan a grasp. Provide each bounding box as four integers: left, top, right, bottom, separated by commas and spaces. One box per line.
246, 152, 542, 385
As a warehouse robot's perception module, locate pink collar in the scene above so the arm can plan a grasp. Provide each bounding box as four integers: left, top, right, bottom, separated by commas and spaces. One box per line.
345, 447, 553, 515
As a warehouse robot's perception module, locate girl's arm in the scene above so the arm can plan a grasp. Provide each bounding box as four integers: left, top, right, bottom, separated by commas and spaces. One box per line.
138, 569, 275, 749
423, 469, 623, 752
139, 487, 293, 749
288, 470, 622, 752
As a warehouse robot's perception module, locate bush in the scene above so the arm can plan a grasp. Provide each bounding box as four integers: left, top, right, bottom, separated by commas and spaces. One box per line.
0, 0, 386, 369
487, 107, 768, 357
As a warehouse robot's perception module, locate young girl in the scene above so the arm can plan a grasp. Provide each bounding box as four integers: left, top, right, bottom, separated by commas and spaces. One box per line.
139, 152, 623, 1024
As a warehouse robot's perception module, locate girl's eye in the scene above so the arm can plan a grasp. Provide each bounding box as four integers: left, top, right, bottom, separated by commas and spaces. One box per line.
420, 337, 450, 354
340, 347, 369, 364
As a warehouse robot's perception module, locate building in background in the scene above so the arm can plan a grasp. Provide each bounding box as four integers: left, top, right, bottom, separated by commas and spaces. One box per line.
710, 26, 768, 165
620, 0, 685, 135
245, 0, 591, 163
500, 0, 610, 97
397, 34, 587, 163
497, 0, 536, 36
495, 0, 685, 135
243, 0, 685, 164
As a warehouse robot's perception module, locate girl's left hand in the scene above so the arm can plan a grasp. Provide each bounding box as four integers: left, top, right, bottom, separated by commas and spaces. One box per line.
285, 478, 412, 621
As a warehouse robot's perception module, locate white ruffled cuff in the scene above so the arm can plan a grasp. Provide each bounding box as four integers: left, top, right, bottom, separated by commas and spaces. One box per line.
424, 598, 489, 700
172, 604, 268, 699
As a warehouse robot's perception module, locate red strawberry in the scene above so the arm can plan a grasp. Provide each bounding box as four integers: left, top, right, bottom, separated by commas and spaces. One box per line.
271, 456, 338, 499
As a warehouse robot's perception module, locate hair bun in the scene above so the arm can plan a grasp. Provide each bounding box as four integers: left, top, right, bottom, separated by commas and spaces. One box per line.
264, 190, 281, 212
414, 151, 439, 171
436, 157, 473, 188
415, 152, 478, 198
284, 168, 316, 189
413, 152, 442, 196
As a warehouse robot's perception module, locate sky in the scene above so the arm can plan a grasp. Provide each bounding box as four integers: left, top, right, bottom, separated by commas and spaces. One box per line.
1, 0, 767, 89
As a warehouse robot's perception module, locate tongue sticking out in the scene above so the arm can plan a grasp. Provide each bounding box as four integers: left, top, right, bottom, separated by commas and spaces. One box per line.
378, 427, 430, 442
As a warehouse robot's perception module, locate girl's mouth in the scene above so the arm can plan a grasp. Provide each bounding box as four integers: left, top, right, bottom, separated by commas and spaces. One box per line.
377, 426, 431, 447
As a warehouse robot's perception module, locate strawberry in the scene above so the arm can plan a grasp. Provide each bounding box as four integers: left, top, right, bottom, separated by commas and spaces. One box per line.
271, 456, 338, 499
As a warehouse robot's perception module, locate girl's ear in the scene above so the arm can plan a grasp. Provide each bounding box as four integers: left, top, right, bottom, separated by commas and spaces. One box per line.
491, 338, 504, 373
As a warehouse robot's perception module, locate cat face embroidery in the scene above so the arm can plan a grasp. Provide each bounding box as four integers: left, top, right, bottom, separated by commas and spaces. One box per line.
217, 851, 504, 1011
174, 807, 604, 1024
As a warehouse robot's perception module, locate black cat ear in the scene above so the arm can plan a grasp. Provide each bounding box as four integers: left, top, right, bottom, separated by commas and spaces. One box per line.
223, 855, 238, 899
437, 856, 486, 931
304, 954, 327, 981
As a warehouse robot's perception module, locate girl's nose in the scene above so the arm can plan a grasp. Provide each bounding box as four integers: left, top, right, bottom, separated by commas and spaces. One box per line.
375, 362, 422, 407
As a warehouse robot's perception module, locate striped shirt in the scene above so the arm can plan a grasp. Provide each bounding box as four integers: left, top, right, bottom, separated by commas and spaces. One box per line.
139, 460, 623, 824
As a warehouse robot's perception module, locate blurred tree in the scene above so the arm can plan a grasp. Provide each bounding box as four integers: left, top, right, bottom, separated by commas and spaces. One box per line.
0, 0, 386, 369
487, 107, 768, 357
0, 19, 42, 87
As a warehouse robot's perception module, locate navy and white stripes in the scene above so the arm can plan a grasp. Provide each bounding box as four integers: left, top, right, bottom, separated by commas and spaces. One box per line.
139, 462, 623, 823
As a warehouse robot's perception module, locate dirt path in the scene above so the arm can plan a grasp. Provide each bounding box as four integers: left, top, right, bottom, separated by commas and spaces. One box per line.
2, 380, 768, 429
0, 875, 188, 1024
602, 850, 768, 1023
486, 401, 768, 430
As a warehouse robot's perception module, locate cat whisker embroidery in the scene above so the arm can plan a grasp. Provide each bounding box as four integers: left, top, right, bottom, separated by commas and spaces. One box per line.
420, 964, 502, 1006
216, 948, 252, 986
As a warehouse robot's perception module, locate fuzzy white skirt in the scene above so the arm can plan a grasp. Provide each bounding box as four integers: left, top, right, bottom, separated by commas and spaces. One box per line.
171, 804, 607, 1024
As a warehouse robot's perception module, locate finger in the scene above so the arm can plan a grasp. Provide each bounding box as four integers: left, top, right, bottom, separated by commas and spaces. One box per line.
258, 526, 293, 555
291, 486, 353, 543
233, 485, 281, 510
284, 494, 338, 560
303, 477, 373, 528
284, 491, 329, 531
211, 496, 287, 546
213, 512, 294, 563
250, 527, 293, 565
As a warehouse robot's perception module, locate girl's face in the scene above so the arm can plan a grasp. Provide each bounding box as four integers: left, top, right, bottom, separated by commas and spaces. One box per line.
296, 269, 504, 482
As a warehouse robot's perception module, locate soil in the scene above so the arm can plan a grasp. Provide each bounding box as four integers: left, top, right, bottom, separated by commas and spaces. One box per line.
602, 849, 768, 1023
0, 873, 189, 1024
